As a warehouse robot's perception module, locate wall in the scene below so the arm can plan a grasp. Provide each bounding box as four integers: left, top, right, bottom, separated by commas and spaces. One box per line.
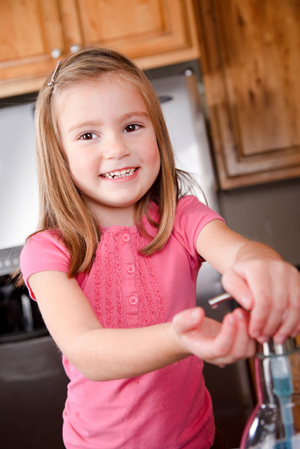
218, 178, 300, 267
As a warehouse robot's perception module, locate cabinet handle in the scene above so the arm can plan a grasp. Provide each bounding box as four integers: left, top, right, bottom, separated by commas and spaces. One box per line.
70, 44, 81, 53
51, 48, 62, 59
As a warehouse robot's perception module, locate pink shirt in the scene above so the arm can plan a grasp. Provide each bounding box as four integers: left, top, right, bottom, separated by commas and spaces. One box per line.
20, 195, 224, 449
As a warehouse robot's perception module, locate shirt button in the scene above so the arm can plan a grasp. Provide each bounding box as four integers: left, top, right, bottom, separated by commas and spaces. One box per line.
129, 296, 138, 305
121, 233, 130, 243
127, 264, 135, 274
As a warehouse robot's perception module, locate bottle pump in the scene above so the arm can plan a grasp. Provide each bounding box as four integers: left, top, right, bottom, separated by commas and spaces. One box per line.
209, 293, 300, 449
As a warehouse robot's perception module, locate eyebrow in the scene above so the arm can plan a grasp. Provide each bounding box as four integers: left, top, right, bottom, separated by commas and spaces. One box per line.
121, 111, 149, 121
68, 111, 150, 134
68, 121, 101, 134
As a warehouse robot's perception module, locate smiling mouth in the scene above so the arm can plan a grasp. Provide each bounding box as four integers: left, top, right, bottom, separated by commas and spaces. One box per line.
101, 168, 137, 179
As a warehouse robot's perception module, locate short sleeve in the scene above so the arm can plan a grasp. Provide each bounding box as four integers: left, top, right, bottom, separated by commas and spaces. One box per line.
172, 195, 225, 270
20, 230, 70, 299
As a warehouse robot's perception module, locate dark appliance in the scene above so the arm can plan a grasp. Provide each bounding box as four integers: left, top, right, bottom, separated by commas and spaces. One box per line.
0, 252, 68, 449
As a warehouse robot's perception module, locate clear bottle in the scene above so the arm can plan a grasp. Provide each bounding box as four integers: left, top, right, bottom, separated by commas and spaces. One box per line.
240, 338, 300, 449
208, 293, 300, 449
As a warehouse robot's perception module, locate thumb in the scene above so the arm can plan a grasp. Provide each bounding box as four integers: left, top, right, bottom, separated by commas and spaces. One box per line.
222, 268, 253, 311
172, 307, 205, 335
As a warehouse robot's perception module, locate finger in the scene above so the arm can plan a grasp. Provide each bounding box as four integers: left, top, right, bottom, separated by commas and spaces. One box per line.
237, 310, 256, 357
273, 310, 299, 343
274, 271, 300, 342
172, 308, 205, 335
292, 329, 300, 341
245, 317, 257, 357
221, 269, 253, 310
210, 313, 237, 359
255, 272, 288, 343
256, 264, 300, 342
232, 308, 255, 360
233, 260, 274, 340
288, 269, 300, 336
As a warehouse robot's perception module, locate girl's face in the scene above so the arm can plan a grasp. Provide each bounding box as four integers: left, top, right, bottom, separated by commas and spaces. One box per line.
54, 75, 160, 226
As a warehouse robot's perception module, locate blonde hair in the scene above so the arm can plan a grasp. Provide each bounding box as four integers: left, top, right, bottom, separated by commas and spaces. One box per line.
21, 47, 197, 280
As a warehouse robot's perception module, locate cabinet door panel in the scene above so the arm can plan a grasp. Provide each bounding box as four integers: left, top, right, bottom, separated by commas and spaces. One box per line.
78, 0, 163, 42
76, 0, 195, 60
196, 0, 300, 189
220, 1, 300, 158
0, 0, 65, 92
0, 1, 44, 62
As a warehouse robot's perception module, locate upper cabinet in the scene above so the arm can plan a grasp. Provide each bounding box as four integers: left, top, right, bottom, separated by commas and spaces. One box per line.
0, 0, 200, 98
0, 0, 65, 97
195, 0, 300, 189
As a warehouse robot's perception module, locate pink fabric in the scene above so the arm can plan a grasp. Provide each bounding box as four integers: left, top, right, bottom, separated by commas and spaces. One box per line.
20, 195, 224, 449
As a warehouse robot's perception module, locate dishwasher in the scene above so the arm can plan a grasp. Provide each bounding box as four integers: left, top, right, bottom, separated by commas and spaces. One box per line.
0, 260, 69, 449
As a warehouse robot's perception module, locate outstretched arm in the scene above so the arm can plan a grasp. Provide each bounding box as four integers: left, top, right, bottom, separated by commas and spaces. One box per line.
196, 220, 300, 344
29, 270, 254, 381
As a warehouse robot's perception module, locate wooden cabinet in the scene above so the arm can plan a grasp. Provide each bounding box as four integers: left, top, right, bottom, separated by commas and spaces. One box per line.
0, 0, 200, 98
195, 0, 300, 189
0, 0, 65, 97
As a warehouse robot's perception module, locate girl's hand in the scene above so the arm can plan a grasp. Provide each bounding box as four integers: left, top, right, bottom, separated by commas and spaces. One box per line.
172, 307, 255, 367
196, 221, 300, 346
221, 257, 300, 344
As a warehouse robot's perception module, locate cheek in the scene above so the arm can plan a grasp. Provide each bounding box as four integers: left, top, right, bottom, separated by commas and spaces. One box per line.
145, 141, 161, 171
67, 156, 83, 180
67, 151, 95, 175
153, 147, 161, 179
66, 156, 94, 192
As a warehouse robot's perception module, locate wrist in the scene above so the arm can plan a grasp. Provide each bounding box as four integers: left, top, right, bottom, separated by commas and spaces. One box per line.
170, 324, 191, 359
161, 322, 190, 363
236, 241, 283, 264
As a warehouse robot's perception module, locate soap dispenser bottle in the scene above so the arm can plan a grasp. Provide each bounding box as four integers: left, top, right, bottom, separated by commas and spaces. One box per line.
208, 293, 300, 449
240, 337, 300, 449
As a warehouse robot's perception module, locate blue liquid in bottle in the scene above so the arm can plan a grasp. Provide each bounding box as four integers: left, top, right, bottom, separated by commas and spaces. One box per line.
272, 356, 294, 449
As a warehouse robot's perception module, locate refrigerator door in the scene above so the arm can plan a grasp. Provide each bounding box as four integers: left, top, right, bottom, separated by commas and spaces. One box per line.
152, 73, 223, 300
151, 73, 219, 212
0, 103, 38, 251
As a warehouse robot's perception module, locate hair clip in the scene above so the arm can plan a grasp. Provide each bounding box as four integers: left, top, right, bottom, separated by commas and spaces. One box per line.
48, 60, 64, 87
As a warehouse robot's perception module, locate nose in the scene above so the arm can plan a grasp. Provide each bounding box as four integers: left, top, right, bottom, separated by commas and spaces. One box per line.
102, 132, 130, 160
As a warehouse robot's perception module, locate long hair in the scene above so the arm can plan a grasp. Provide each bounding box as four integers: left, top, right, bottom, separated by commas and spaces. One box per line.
18, 47, 198, 282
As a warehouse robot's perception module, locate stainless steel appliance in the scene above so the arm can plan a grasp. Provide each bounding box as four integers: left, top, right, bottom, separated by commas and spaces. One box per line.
0, 103, 39, 252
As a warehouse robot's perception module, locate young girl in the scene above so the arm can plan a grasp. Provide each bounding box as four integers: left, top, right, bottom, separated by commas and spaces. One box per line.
19, 47, 300, 449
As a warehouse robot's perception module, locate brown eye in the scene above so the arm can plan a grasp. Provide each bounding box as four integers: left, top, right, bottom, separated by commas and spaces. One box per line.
80, 132, 97, 140
124, 124, 140, 133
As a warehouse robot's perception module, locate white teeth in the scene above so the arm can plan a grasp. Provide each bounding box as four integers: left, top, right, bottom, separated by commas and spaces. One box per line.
102, 168, 136, 179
